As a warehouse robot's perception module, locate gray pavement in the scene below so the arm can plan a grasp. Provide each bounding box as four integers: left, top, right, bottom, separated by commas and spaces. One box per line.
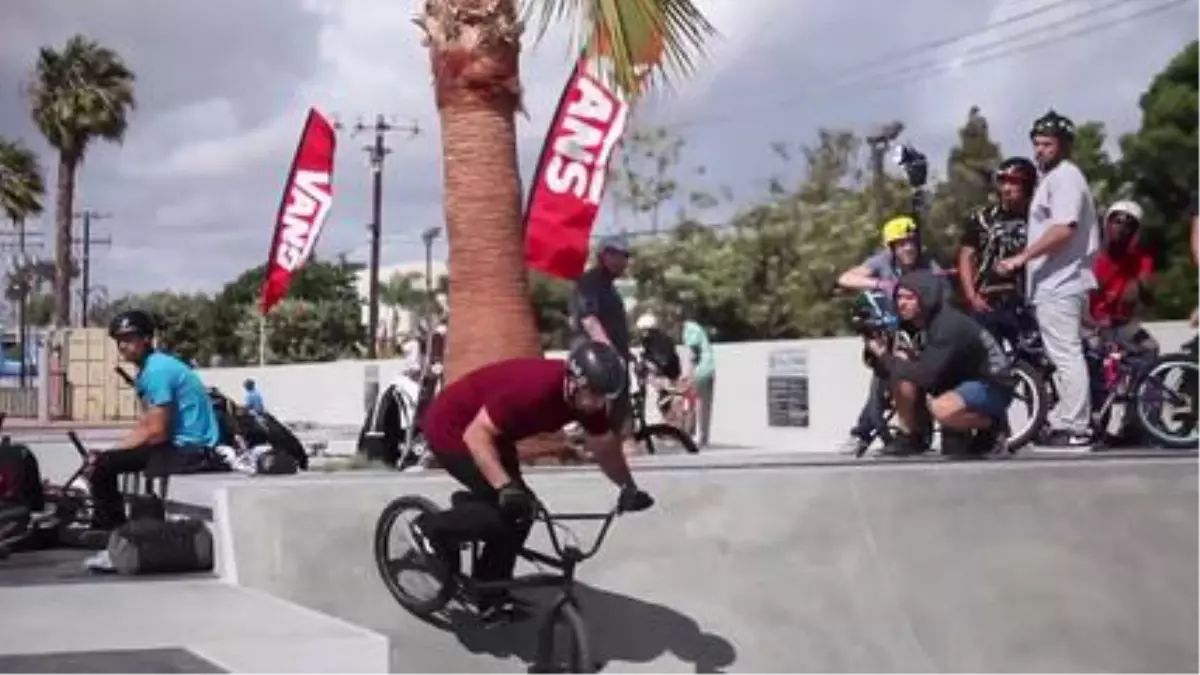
218, 454, 1199, 673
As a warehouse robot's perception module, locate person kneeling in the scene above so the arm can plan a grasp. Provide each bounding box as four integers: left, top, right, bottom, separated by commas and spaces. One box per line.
86, 310, 227, 531
865, 270, 1015, 457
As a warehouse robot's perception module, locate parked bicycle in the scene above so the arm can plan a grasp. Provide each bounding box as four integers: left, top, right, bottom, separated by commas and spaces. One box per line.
373, 491, 628, 673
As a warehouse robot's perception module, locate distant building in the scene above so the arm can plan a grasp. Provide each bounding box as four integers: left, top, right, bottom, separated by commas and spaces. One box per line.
355, 260, 449, 343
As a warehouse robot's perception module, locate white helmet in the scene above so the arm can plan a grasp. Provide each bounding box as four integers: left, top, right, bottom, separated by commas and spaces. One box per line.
635, 313, 658, 331
1105, 199, 1143, 223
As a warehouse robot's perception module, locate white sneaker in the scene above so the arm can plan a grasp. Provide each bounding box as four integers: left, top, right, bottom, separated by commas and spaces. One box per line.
84, 550, 114, 573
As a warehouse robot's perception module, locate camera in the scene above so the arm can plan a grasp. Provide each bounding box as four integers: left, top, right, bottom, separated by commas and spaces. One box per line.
849, 290, 899, 337
891, 143, 928, 189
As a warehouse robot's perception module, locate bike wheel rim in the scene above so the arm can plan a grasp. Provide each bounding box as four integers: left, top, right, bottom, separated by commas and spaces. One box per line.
1135, 360, 1199, 446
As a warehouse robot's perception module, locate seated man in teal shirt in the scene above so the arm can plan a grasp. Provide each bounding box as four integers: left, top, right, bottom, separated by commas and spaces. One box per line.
681, 318, 716, 448
86, 309, 226, 530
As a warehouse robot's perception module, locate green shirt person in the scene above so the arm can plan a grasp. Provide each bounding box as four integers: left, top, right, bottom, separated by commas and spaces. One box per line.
681, 319, 715, 447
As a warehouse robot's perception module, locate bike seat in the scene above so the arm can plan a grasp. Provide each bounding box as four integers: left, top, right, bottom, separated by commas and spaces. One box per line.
451, 490, 483, 508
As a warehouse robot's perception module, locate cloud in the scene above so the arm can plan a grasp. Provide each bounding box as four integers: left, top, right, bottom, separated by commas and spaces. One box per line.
0, 0, 1193, 299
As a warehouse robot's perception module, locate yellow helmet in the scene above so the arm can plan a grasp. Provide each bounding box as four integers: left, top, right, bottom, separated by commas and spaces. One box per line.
881, 216, 918, 246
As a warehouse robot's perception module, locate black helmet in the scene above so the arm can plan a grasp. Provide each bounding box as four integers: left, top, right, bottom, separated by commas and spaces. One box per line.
1030, 110, 1076, 142
566, 340, 627, 399
994, 156, 1038, 192
108, 309, 156, 340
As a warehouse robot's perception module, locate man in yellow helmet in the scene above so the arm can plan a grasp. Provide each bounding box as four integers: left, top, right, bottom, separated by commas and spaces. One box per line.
836, 215, 945, 454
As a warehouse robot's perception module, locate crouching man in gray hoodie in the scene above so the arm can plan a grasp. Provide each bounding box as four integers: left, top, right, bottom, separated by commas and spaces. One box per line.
865, 269, 1016, 457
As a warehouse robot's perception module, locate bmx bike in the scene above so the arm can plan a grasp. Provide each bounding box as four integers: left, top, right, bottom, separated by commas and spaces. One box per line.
628, 356, 699, 455
373, 491, 625, 673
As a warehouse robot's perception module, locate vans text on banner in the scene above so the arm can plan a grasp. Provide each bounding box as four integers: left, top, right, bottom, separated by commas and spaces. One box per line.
259, 107, 338, 314
522, 55, 631, 280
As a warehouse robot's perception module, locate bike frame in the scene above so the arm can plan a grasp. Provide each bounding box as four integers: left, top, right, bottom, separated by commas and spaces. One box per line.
452, 502, 620, 601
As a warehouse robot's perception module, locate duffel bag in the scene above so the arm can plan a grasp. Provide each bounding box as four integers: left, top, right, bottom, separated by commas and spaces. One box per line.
255, 447, 298, 475
107, 518, 214, 575
0, 439, 44, 512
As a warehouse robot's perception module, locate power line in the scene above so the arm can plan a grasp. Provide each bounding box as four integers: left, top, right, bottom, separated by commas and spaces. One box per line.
660, 0, 1172, 131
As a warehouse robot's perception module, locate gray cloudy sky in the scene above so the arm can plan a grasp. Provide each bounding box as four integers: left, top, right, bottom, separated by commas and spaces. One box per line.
0, 0, 1194, 298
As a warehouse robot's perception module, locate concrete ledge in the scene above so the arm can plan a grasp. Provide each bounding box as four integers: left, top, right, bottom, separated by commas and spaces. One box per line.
0, 580, 389, 673
214, 455, 1198, 672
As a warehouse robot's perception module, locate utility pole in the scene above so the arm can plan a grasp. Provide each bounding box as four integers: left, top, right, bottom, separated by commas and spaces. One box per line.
334, 114, 419, 359
421, 226, 442, 322
865, 121, 905, 227
72, 210, 113, 327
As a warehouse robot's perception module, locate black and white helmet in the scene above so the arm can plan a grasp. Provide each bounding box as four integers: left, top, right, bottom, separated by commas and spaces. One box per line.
566, 340, 626, 399
108, 309, 156, 340
1030, 110, 1076, 142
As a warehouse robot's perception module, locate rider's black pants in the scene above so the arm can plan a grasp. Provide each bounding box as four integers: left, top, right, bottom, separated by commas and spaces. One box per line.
89, 443, 223, 529
425, 449, 532, 597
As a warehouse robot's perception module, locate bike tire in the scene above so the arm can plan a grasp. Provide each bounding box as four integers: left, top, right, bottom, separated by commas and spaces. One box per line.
373, 494, 456, 616
532, 600, 595, 673
1131, 353, 1199, 450
636, 423, 700, 455
1007, 360, 1049, 452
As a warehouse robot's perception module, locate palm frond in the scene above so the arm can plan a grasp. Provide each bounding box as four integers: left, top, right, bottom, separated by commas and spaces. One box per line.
523, 0, 717, 99
26, 34, 137, 161
0, 137, 46, 222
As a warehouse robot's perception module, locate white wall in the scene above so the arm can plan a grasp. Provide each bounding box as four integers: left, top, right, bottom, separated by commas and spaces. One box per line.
198, 321, 1197, 451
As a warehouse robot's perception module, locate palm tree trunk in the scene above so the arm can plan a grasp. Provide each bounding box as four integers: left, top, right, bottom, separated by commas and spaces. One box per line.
53, 153, 76, 327
428, 0, 541, 386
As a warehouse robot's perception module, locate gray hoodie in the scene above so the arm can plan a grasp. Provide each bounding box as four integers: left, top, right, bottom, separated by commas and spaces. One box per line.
879, 269, 1013, 395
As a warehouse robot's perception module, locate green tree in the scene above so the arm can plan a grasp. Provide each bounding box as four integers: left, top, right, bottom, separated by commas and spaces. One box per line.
211, 256, 364, 363
96, 292, 217, 365
528, 271, 572, 350
27, 35, 136, 327
929, 106, 1002, 262
1072, 121, 1121, 204
234, 299, 361, 365
1118, 40, 1198, 320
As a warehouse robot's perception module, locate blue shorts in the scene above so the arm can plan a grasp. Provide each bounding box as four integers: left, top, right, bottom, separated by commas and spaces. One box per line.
954, 380, 1012, 421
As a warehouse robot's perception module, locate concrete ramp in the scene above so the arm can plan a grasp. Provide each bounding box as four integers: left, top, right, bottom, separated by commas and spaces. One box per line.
219, 457, 1198, 673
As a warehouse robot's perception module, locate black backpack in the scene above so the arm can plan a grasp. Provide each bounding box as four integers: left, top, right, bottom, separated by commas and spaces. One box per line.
640, 329, 681, 380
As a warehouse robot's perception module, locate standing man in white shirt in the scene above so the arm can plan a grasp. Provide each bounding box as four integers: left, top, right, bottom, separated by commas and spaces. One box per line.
997, 110, 1100, 448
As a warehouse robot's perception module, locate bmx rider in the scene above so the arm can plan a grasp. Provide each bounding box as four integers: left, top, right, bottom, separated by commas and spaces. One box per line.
412, 340, 654, 621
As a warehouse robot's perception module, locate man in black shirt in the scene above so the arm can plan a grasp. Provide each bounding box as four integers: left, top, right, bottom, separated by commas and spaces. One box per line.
570, 235, 634, 435
956, 156, 1038, 348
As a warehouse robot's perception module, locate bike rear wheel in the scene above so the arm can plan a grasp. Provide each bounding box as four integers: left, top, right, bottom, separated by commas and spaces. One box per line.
1132, 353, 1199, 450
373, 495, 457, 616
636, 423, 699, 455
531, 600, 595, 673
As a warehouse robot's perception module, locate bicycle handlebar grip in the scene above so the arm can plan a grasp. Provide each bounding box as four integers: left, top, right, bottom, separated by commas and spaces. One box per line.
66, 431, 87, 457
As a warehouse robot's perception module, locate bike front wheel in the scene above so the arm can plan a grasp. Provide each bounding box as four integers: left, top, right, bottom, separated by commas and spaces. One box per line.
636, 423, 700, 455
531, 600, 595, 673
373, 494, 457, 616
1132, 353, 1199, 450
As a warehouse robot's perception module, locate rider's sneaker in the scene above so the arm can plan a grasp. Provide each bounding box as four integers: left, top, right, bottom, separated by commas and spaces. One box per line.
477, 593, 532, 624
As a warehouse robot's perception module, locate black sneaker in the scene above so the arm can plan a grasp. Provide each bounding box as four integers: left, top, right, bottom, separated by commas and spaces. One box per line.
881, 432, 928, 457
476, 593, 532, 624
1039, 428, 1095, 451
971, 426, 1010, 457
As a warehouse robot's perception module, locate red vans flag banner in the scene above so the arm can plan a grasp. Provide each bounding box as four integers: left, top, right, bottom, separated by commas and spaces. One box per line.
522, 54, 633, 280
259, 107, 337, 314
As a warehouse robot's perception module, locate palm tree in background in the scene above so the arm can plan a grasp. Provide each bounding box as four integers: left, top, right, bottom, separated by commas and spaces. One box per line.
27, 34, 136, 327
0, 137, 46, 361
379, 271, 427, 355
414, 0, 715, 383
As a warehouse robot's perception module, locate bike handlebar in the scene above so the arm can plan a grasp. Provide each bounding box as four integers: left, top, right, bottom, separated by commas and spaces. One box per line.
533, 500, 623, 564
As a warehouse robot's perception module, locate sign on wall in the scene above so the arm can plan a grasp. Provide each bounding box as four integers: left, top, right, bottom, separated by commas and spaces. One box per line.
767, 347, 809, 428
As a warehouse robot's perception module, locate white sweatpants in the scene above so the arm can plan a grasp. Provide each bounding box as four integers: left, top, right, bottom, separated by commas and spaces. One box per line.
1036, 293, 1092, 434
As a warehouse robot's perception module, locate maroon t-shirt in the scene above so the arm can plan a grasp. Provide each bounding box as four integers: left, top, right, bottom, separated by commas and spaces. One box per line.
423, 358, 611, 458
